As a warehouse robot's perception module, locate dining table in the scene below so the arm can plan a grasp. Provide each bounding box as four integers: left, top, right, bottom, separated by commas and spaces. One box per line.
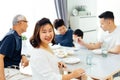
54, 46, 120, 80
20, 44, 120, 80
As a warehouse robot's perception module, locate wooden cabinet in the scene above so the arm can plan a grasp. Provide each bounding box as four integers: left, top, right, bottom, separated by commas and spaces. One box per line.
70, 16, 98, 42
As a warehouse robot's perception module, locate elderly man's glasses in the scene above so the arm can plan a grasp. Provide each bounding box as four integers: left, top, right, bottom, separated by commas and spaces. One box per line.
18, 20, 28, 23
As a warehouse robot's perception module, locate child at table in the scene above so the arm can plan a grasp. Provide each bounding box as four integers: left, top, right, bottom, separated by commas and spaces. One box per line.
29, 18, 85, 80
73, 29, 86, 49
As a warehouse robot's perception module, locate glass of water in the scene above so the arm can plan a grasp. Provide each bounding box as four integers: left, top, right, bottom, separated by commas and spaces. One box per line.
101, 42, 108, 57
102, 49, 108, 57
86, 54, 93, 65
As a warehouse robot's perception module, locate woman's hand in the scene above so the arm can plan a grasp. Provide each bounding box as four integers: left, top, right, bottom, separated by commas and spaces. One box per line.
71, 68, 85, 78
62, 68, 85, 80
58, 62, 66, 69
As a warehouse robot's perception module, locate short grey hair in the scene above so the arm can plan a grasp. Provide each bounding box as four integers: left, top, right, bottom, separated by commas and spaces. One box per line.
12, 14, 26, 26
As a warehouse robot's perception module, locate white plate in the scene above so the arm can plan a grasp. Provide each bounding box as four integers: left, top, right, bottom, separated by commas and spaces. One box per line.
56, 53, 67, 58
50, 45, 61, 49
62, 57, 80, 64
65, 49, 74, 55
65, 47, 79, 51
55, 49, 68, 58
73, 47, 80, 51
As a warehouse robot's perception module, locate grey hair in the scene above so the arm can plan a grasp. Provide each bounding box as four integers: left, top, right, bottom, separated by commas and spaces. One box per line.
12, 14, 26, 26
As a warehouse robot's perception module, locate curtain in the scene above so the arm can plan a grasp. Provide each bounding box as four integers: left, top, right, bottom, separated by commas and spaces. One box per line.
54, 0, 69, 27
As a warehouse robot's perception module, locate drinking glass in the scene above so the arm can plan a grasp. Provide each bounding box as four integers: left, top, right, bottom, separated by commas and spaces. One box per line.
101, 42, 108, 57
86, 54, 93, 65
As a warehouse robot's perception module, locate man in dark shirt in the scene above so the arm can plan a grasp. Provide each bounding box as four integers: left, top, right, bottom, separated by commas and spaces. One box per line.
0, 14, 31, 80
53, 19, 74, 47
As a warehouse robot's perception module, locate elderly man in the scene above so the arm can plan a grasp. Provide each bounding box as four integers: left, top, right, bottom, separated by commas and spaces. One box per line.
0, 14, 31, 80
78, 11, 120, 54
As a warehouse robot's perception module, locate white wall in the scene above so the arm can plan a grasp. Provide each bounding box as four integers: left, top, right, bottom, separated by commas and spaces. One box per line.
97, 0, 120, 25
67, 0, 98, 42
0, 0, 57, 40
68, 0, 120, 25
67, 0, 97, 18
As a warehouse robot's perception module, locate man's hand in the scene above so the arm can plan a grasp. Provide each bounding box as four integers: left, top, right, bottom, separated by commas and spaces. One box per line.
77, 37, 85, 46
21, 55, 29, 68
